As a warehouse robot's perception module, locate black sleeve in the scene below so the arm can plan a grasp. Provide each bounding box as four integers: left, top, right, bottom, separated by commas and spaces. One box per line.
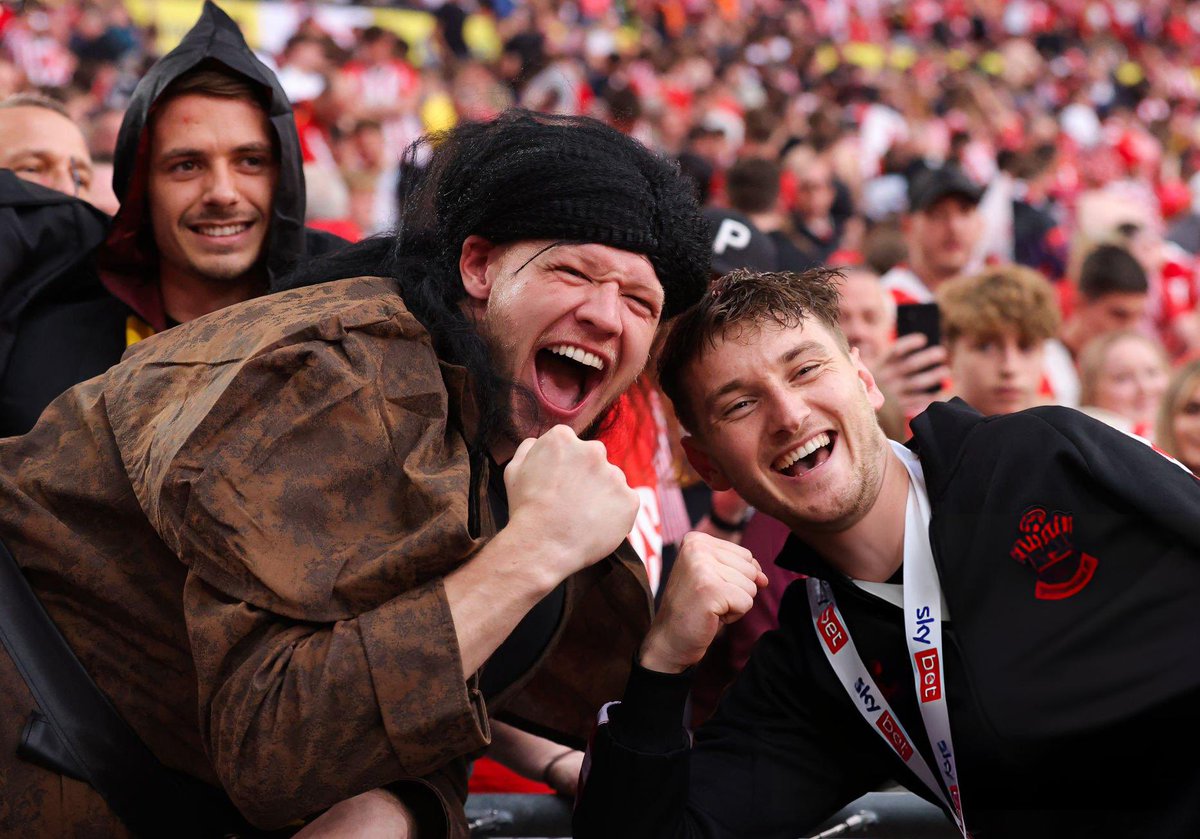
574, 592, 889, 839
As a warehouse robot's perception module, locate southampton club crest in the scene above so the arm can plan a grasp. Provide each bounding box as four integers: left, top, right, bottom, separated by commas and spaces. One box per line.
1009, 507, 1099, 600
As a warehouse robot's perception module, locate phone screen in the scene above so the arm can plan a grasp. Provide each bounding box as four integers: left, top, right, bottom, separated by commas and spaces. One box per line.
895, 302, 941, 347
894, 303, 943, 394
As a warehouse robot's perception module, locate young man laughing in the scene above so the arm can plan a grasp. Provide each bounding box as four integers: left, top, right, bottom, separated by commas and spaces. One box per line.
575, 268, 1200, 839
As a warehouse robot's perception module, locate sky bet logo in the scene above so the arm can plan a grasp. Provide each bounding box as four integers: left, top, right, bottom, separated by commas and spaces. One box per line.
938, 739, 956, 780
854, 677, 881, 712
914, 648, 942, 703
818, 605, 848, 654
912, 606, 934, 645
876, 710, 914, 761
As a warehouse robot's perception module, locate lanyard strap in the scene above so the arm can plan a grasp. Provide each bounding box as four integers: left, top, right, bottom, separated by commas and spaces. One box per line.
806, 468, 967, 837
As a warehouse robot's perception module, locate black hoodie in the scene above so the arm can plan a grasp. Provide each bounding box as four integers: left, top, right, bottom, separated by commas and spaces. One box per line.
0, 0, 346, 437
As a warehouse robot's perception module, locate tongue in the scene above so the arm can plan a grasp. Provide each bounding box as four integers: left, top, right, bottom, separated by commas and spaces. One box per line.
787, 442, 832, 476
536, 352, 585, 411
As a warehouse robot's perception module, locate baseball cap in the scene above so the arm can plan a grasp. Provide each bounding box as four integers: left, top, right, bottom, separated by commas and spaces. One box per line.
907, 165, 984, 213
703, 208, 779, 275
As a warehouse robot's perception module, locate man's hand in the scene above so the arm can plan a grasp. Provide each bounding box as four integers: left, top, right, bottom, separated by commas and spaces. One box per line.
874, 332, 950, 419
504, 424, 641, 585
639, 532, 768, 674
446, 425, 640, 677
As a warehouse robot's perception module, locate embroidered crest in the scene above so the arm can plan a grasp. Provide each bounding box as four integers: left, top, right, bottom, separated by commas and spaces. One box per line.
1009, 507, 1098, 600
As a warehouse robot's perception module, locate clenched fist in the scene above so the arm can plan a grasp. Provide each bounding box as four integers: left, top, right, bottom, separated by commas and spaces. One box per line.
639, 532, 768, 674
504, 425, 641, 585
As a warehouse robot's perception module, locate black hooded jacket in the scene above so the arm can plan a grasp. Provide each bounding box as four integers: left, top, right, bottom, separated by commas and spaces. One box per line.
0, 0, 345, 437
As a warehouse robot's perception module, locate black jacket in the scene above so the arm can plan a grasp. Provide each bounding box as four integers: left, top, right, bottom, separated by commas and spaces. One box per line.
0, 1, 345, 436
574, 401, 1200, 838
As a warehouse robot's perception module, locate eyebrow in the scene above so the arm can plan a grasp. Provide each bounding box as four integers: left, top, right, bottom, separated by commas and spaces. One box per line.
702, 340, 826, 411
9, 148, 87, 164
528, 245, 665, 302
157, 142, 274, 161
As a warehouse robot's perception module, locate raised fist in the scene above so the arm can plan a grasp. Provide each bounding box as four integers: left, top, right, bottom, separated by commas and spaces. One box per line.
504, 425, 640, 584
639, 531, 768, 674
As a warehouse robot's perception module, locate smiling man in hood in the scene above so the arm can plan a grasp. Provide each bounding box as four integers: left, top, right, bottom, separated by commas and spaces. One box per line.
0, 107, 710, 837
0, 1, 345, 436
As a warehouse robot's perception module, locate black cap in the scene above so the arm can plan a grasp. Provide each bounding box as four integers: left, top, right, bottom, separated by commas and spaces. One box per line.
907, 165, 984, 213
704, 208, 778, 275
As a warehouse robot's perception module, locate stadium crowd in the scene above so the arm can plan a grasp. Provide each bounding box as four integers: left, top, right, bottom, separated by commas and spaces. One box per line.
6, 0, 1200, 445
3, 0, 1200, 835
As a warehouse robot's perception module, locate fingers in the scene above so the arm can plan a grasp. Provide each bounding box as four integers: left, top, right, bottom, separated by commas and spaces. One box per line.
716, 561, 760, 601
505, 436, 538, 479
890, 332, 929, 357
678, 531, 768, 595
895, 344, 947, 377
900, 363, 950, 395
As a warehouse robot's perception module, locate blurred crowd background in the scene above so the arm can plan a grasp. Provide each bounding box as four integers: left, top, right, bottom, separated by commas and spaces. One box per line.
6, 1, 1200, 434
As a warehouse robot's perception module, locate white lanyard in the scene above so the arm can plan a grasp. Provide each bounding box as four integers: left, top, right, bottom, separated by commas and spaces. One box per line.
805, 458, 967, 837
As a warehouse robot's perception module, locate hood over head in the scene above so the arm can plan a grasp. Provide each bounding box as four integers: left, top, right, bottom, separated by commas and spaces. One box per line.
99, 1, 309, 328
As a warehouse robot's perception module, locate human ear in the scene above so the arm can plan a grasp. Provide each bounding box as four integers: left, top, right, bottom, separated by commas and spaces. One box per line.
459, 235, 499, 303
682, 435, 733, 492
850, 347, 886, 411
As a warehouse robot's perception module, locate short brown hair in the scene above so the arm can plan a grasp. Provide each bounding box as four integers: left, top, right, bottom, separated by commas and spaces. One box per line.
726, 157, 780, 215
658, 267, 846, 431
938, 264, 1061, 345
158, 64, 268, 111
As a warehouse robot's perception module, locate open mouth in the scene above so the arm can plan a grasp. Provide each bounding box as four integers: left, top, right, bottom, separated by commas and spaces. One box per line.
533, 344, 607, 415
773, 431, 836, 477
190, 221, 252, 238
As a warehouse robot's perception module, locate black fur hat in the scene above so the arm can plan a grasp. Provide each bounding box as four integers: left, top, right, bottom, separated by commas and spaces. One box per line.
402, 109, 711, 318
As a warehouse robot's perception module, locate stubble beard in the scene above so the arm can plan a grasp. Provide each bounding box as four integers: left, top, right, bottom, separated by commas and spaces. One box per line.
776, 410, 889, 536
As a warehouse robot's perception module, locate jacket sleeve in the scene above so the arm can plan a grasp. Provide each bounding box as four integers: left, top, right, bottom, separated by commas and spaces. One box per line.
574, 593, 889, 839
113, 319, 490, 828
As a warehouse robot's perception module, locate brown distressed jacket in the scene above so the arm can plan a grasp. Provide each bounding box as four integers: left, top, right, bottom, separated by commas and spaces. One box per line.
0, 277, 652, 835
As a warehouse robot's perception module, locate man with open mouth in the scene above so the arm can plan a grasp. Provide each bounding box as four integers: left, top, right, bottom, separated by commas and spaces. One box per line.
0, 109, 710, 836
575, 268, 1200, 839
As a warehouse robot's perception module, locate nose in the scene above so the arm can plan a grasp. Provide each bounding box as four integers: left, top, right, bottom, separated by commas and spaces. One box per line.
203, 161, 239, 207
575, 280, 623, 336
47, 161, 77, 197
1133, 373, 1152, 401
998, 343, 1021, 375
948, 207, 976, 238
766, 384, 810, 438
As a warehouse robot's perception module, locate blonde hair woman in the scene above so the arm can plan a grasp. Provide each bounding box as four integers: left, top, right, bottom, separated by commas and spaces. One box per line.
1155, 358, 1200, 472
1078, 330, 1170, 439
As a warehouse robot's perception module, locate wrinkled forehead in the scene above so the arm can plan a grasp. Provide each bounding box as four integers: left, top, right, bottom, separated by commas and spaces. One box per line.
521, 240, 663, 295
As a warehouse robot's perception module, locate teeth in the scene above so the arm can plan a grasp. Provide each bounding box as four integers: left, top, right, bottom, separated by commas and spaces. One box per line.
774, 432, 831, 472
195, 223, 250, 237
548, 344, 604, 371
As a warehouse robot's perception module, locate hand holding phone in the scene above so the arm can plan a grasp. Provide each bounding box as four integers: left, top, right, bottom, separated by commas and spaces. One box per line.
895, 302, 941, 349
894, 303, 943, 395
